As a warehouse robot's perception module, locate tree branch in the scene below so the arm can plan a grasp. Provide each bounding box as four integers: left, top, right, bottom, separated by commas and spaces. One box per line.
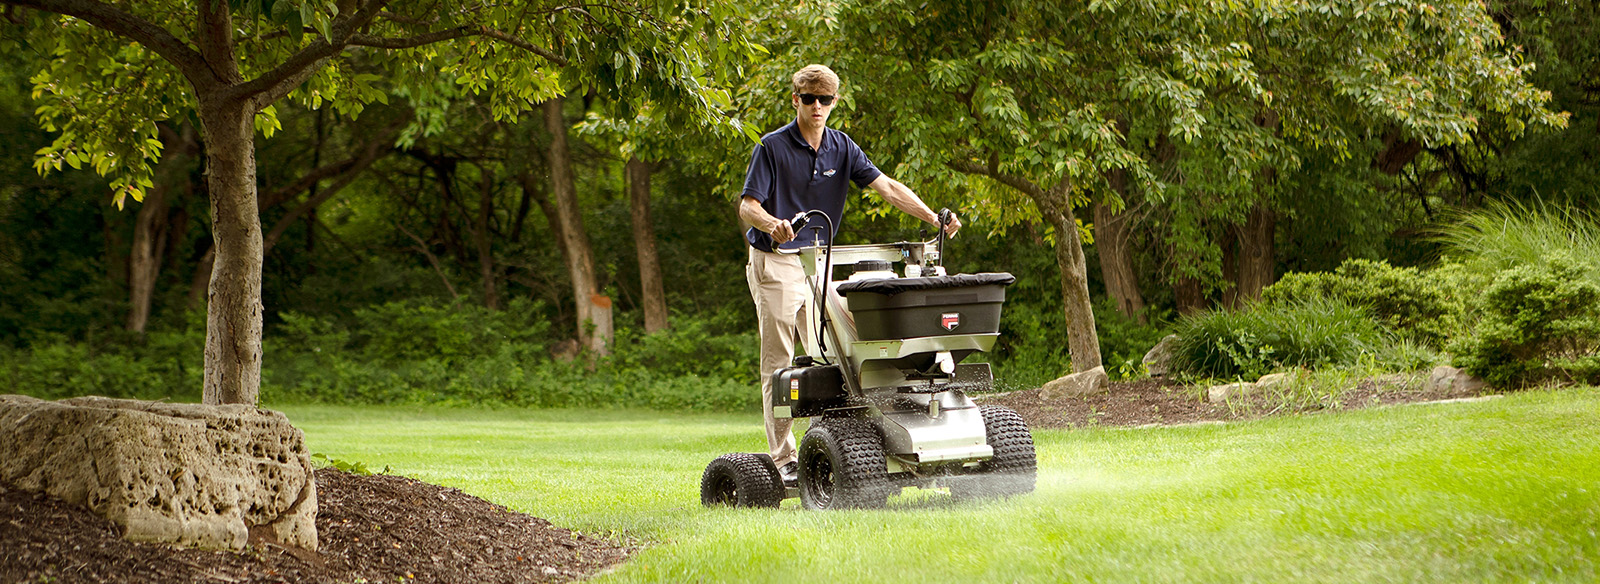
240, 1, 565, 110
350, 25, 566, 65
237, 0, 393, 109
257, 117, 404, 211
945, 159, 1050, 200
3, 0, 208, 82
397, 223, 459, 300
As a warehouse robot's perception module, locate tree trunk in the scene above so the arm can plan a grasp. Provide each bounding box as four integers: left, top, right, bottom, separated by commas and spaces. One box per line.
1031, 181, 1102, 373
542, 98, 607, 354
188, 245, 214, 311
475, 166, 500, 310
627, 156, 668, 333
197, 96, 264, 405
127, 124, 192, 334
1092, 169, 1145, 323
1237, 203, 1276, 302
1220, 227, 1240, 309
1175, 277, 1206, 315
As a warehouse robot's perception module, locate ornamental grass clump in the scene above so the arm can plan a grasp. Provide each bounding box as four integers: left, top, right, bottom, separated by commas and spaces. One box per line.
1435, 201, 1600, 286
1170, 298, 1388, 380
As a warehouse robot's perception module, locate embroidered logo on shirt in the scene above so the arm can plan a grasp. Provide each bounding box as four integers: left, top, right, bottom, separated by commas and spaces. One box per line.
823, 169, 837, 177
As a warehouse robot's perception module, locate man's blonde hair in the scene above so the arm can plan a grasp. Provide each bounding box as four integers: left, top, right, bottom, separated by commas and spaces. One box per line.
791, 64, 840, 95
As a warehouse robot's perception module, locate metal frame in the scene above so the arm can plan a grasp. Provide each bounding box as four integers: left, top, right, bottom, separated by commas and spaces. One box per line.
781, 241, 996, 478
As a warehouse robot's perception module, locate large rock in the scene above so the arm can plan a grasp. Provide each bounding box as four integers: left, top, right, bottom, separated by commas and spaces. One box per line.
0, 395, 317, 551
1255, 372, 1295, 390
1143, 335, 1180, 378
1207, 381, 1258, 403
1429, 365, 1488, 393
1040, 366, 1108, 399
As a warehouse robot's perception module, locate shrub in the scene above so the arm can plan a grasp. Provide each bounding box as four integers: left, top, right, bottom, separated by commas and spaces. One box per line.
0, 333, 204, 402
259, 308, 762, 412
1171, 298, 1388, 379
1263, 259, 1460, 346
1451, 256, 1600, 388
1434, 201, 1600, 285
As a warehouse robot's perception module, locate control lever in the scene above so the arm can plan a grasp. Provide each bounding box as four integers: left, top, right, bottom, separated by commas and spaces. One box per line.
933, 208, 953, 274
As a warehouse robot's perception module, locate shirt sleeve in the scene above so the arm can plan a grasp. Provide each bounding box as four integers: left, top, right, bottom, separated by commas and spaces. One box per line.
845, 135, 883, 188
741, 142, 775, 203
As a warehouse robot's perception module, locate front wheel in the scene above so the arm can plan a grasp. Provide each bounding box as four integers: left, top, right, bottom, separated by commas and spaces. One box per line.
797, 418, 891, 510
949, 405, 1037, 501
700, 453, 784, 508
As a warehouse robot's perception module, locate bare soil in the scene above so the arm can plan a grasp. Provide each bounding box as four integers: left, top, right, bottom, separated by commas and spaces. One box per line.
980, 374, 1488, 429
0, 468, 629, 584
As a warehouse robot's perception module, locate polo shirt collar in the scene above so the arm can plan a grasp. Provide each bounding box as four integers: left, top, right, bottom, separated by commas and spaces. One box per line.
784, 120, 831, 152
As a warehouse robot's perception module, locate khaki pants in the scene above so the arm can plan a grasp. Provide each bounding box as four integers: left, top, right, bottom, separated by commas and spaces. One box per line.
745, 247, 811, 468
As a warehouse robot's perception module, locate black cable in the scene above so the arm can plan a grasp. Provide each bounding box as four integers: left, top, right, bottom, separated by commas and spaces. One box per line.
787, 210, 836, 365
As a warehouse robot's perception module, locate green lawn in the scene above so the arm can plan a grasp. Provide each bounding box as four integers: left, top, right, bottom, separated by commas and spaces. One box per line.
280, 387, 1600, 583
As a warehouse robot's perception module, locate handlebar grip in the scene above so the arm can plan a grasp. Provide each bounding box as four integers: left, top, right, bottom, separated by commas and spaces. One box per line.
938, 208, 953, 227
789, 212, 809, 231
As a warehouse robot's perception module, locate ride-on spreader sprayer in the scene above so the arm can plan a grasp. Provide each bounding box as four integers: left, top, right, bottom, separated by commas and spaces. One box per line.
701, 210, 1037, 510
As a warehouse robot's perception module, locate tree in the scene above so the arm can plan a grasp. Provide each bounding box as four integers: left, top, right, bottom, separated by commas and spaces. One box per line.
803, 0, 1563, 374
8, 0, 756, 404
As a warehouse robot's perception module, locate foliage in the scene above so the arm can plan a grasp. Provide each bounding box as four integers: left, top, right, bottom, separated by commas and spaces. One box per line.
311, 453, 382, 476
1451, 256, 1600, 388
1171, 299, 1388, 379
0, 326, 205, 401
12, 0, 764, 205
260, 308, 758, 411
1263, 259, 1462, 346
1435, 201, 1600, 285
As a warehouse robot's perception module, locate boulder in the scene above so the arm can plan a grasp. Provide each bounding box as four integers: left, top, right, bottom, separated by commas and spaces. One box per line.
0, 395, 317, 551
1040, 366, 1108, 399
1142, 335, 1180, 378
1207, 382, 1258, 403
1429, 365, 1488, 394
1256, 372, 1294, 389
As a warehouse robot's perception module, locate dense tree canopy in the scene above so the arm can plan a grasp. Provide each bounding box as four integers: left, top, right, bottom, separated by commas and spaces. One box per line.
0, 0, 1591, 402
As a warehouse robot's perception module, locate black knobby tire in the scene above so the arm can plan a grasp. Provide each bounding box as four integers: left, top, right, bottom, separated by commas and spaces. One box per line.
797, 417, 892, 510
700, 453, 784, 508
951, 405, 1037, 500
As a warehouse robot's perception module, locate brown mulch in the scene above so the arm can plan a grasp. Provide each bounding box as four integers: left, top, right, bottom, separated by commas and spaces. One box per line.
0, 468, 629, 584
981, 374, 1488, 430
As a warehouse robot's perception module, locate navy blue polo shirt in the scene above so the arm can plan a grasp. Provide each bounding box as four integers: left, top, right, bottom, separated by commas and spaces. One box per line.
742, 121, 882, 252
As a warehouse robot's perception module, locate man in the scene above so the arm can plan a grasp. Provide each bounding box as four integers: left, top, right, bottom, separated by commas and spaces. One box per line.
739, 64, 961, 485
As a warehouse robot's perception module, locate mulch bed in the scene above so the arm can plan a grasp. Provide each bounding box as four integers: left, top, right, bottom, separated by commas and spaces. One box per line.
981, 374, 1488, 430
0, 468, 629, 584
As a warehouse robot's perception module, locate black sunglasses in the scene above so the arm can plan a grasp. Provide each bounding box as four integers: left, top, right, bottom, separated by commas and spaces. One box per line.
798, 93, 836, 106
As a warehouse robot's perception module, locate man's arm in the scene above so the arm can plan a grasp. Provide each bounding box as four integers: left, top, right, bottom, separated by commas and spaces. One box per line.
739, 196, 796, 244
867, 175, 962, 236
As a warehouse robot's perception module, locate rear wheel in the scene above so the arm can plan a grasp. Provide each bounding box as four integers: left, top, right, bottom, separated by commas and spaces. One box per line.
700, 453, 784, 508
797, 418, 891, 510
950, 405, 1036, 501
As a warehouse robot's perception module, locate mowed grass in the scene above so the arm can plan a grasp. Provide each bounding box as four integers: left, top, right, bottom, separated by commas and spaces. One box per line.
280, 387, 1600, 583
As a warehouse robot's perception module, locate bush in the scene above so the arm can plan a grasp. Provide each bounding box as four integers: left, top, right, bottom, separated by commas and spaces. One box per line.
260, 306, 761, 412
1451, 256, 1600, 388
1171, 298, 1389, 380
0, 325, 205, 402
1263, 259, 1461, 346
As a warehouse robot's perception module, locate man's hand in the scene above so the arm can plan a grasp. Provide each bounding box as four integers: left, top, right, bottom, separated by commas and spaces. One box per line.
768, 217, 796, 244
942, 213, 963, 238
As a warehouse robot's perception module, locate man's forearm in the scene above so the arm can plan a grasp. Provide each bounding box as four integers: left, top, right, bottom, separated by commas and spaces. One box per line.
875, 177, 938, 225
740, 196, 780, 233
740, 196, 796, 243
